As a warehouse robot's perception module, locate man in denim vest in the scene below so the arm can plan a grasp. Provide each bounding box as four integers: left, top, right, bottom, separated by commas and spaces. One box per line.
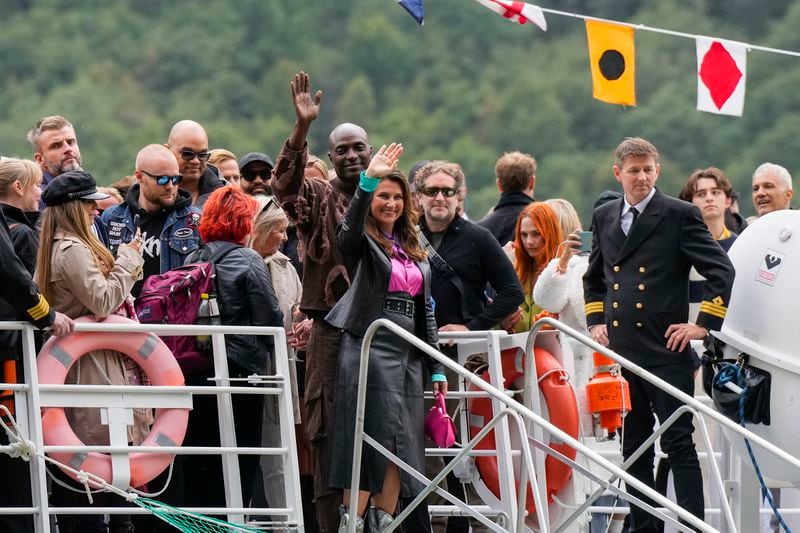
102, 144, 201, 297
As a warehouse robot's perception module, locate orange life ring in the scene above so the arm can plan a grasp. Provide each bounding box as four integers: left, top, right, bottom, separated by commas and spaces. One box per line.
37, 315, 189, 488
467, 346, 579, 518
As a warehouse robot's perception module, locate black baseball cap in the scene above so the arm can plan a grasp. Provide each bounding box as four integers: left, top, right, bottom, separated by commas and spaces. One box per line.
238, 152, 275, 171
41, 171, 110, 207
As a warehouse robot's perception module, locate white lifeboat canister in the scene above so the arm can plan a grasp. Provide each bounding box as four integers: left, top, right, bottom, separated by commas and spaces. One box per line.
712, 210, 800, 485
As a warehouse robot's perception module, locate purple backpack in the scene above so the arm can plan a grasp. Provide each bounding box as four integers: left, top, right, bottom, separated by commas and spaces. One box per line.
135, 243, 237, 374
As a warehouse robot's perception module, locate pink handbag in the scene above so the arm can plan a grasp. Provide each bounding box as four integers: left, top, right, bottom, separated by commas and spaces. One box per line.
424, 392, 456, 448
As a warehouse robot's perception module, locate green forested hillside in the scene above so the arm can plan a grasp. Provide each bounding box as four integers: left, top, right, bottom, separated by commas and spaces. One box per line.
1, 0, 799, 220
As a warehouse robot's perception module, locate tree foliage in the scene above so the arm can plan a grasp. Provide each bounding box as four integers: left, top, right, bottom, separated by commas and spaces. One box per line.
0, 0, 798, 220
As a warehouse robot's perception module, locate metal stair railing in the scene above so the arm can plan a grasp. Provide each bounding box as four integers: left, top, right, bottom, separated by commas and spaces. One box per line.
526, 316, 800, 533
346, 318, 718, 533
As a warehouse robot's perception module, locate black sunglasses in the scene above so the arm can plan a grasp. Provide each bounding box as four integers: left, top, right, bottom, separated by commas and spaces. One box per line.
420, 186, 458, 198
141, 170, 183, 186
179, 149, 211, 161
242, 168, 272, 182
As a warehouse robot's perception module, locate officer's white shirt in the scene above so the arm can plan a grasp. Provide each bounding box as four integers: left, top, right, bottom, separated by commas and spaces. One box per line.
621, 187, 656, 236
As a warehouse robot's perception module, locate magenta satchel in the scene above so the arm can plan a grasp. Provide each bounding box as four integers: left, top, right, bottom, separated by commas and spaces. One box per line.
424, 392, 456, 448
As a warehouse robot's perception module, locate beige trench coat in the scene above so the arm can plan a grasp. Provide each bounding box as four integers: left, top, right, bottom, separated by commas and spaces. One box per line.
264, 250, 302, 420
40, 232, 151, 445
261, 250, 302, 508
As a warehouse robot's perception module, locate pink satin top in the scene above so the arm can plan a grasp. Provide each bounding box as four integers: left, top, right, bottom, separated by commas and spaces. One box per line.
385, 235, 423, 297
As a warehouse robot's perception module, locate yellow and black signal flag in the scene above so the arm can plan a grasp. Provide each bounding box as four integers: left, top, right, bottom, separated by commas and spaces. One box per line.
585, 20, 636, 106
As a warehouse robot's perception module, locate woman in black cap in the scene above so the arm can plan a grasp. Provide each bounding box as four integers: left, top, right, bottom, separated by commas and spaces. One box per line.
34, 170, 149, 533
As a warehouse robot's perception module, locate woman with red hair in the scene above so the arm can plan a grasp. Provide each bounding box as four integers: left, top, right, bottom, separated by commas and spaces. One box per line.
503, 202, 564, 332
182, 186, 283, 508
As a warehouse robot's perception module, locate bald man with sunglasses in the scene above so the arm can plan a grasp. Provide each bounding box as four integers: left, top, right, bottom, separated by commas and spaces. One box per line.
166, 120, 226, 207
102, 144, 202, 297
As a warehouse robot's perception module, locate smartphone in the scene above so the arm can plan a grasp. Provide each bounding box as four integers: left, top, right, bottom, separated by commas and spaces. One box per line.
128, 214, 140, 244
578, 231, 593, 253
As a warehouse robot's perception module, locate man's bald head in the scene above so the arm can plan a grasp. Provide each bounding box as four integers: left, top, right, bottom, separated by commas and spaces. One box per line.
167, 120, 209, 185
327, 123, 371, 184
136, 144, 179, 172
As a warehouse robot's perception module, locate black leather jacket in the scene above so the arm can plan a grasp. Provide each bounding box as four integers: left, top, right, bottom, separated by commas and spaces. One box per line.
325, 186, 444, 374
0, 204, 42, 356
0, 206, 52, 331
185, 241, 283, 373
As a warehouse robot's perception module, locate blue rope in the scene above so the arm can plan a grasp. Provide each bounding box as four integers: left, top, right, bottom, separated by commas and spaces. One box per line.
715, 362, 791, 533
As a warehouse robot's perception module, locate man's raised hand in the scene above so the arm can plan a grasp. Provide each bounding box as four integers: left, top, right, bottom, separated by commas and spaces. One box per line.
291, 71, 322, 125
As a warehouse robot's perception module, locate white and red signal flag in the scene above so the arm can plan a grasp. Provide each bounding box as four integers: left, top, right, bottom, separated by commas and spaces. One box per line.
472, 0, 547, 31
696, 37, 747, 116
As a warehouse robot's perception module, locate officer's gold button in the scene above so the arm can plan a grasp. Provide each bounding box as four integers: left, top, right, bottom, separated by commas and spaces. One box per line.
636, 322, 643, 328
636, 302, 643, 309
638, 284, 645, 291
612, 320, 619, 327
613, 266, 620, 272
613, 283, 620, 290
612, 302, 619, 309
639, 266, 646, 273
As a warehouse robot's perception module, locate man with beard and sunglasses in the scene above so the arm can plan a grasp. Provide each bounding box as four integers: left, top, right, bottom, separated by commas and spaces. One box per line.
102, 144, 201, 297
166, 120, 226, 208
239, 151, 304, 277
239, 152, 275, 196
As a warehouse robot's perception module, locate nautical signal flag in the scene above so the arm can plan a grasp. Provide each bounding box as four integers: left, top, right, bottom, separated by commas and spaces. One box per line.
472, 0, 548, 31
696, 37, 747, 116
397, 0, 424, 25
585, 20, 636, 106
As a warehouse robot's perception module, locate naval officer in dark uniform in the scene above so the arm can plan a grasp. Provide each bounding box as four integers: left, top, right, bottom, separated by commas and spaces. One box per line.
583, 137, 734, 532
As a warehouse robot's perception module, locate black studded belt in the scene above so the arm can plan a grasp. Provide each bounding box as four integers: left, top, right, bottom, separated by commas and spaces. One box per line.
384, 297, 415, 318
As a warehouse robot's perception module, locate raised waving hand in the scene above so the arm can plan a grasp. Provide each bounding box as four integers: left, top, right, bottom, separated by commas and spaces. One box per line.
291, 71, 322, 125
365, 143, 403, 179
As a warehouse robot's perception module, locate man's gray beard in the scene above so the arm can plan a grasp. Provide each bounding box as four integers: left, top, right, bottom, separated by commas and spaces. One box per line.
54, 159, 83, 175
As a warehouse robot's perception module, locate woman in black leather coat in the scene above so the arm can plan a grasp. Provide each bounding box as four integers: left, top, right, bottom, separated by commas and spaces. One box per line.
326, 144, 447, 531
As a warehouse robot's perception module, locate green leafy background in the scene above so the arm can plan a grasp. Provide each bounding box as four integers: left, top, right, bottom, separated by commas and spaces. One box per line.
1, 0, 798, 221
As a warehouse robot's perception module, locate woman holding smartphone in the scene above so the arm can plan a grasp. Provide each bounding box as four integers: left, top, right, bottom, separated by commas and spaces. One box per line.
532, 199, 593, 395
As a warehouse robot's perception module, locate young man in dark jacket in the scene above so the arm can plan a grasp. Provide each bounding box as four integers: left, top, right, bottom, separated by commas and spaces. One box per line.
477, 151, 536, 245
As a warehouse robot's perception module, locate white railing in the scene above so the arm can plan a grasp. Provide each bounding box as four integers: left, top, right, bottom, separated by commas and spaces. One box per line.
0, 320, 304, 532
341, 316, 800, 532
345, 318, 726, 533
527, 317, 800, 533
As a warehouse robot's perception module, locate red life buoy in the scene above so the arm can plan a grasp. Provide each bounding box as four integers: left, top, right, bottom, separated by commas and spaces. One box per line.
467, 346, 579, 518
37, 315, 189, 488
